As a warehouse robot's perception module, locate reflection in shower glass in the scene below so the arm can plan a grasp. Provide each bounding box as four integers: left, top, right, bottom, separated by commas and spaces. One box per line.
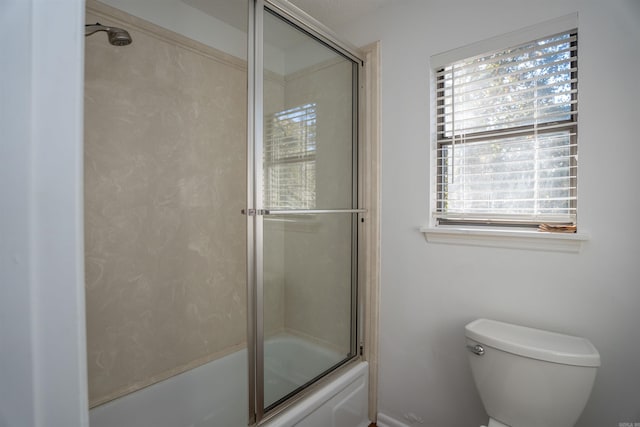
264, 103, 317, 210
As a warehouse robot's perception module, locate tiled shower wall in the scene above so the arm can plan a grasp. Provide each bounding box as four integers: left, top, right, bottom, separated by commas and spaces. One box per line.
84, 2, 252, 406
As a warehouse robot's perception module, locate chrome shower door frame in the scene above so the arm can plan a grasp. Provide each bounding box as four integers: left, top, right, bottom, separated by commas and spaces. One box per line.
246, 0, 366, 424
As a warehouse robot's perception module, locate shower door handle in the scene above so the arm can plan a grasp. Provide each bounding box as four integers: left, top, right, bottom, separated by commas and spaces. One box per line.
259, 209, 366, 215
242, 208, 365, 215
241, 209, 270, 216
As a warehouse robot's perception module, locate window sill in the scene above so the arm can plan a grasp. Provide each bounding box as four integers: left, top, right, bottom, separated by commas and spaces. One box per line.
420, 226, 589, 253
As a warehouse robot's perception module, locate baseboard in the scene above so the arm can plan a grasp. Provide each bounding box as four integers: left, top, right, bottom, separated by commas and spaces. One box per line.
376, 413, 412, 427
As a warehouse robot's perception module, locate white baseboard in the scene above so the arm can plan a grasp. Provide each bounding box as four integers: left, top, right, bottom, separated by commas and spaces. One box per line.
376, 413, 412, 427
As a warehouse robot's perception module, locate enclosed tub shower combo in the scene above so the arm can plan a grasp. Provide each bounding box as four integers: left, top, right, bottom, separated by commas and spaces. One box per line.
84, 0, 371, 426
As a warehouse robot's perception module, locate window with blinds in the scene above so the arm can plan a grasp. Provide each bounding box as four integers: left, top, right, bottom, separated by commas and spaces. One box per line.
435, 30, 578, 228
264, 103, 317, 209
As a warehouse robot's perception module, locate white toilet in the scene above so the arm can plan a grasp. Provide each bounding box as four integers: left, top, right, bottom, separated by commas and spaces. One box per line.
465, 319, 600, 427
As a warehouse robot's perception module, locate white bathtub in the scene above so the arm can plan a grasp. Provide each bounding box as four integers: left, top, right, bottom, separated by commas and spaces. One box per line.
89, 335, 369, 427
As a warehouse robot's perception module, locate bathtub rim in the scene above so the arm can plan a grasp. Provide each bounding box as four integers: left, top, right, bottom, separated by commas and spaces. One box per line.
257, 355, 365, 426
89, 334, 365, 427
259, 358, 368, 427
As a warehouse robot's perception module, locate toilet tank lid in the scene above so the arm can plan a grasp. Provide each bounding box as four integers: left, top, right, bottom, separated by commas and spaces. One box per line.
465, 319, 600, 367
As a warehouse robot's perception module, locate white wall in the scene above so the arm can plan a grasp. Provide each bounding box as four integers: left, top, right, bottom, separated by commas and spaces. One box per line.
1, 2, 37, 422
0, 0, 88, 426
336, 0, 640, 426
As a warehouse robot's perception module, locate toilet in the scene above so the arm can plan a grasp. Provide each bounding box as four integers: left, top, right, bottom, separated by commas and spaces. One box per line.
465, 319, 600, 427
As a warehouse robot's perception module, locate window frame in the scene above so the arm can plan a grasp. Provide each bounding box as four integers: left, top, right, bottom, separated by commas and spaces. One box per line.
432, 29, 579, 229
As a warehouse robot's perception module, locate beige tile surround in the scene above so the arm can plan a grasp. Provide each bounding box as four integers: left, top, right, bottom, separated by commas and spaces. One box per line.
84, 1, 250, 407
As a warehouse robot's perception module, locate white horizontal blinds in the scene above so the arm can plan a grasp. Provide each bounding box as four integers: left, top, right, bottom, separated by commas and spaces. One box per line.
435, 30, 578, 225
264, 103, 317, 209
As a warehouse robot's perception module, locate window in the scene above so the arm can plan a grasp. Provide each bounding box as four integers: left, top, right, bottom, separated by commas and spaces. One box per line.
264, 103, 317, 209
434, 30, 578, 229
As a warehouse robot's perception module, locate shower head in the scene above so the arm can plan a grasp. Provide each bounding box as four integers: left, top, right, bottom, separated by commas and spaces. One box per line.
85, 23, 132, 46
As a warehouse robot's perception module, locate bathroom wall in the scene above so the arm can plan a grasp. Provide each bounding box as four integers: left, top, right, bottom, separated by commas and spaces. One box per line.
1, 0, 88, 425
84, 2, 250, 406
336, 0, 640, 426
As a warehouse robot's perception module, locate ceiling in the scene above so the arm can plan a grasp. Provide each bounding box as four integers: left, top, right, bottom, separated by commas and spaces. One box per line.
182, 0, 394, 33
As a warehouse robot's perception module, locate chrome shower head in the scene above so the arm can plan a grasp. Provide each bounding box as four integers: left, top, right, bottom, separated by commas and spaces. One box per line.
85, 23, 132, 46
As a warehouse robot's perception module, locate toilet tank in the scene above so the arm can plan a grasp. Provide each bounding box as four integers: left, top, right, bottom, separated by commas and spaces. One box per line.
465, 319, 600, 427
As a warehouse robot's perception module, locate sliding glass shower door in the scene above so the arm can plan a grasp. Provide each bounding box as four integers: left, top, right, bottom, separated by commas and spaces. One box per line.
247, 0, 363, 422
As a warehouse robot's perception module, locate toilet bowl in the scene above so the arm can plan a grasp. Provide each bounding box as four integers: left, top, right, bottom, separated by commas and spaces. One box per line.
465, 319, 600, 427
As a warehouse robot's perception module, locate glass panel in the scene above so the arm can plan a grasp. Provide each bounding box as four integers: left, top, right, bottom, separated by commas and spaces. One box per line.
441, 33, 575, 137
439, 131, 575, 215
263, 213, 355, 409
262, 9, 355, 211
261, 8, 357, 412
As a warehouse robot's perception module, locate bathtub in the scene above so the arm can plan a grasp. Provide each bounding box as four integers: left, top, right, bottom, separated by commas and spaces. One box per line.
89, 335, 369, 427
